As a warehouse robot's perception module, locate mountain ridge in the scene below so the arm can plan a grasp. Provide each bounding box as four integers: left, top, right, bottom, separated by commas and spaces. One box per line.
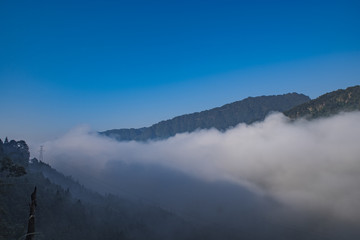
102, 93, 310, 141
284, 85, 360, 119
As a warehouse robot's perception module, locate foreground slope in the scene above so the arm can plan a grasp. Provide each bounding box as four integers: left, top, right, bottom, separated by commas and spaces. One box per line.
102, 93, 310, 141
0, 139, 196, 240
284, 85, 360, 119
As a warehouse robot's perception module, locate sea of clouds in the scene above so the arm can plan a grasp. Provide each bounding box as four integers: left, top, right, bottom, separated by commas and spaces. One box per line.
42, 111, 360, 223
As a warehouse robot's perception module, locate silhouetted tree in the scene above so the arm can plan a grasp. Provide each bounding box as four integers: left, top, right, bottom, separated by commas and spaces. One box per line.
25, 187, 37, 240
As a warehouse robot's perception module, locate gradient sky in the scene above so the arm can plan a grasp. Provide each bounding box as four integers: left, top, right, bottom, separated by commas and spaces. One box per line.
1, 0, 360, 143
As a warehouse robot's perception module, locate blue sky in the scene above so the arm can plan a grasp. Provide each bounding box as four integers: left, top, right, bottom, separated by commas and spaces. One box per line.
0, 0, 359, 142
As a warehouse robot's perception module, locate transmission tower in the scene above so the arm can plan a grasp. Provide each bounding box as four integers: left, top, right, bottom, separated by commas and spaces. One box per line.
39, 145, 44, 162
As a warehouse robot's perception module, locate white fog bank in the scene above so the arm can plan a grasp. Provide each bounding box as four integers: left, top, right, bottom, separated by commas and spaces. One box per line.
42, 111, 360, 223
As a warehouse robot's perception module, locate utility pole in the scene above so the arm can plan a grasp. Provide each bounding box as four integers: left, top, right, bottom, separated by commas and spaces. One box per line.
39, 146, 44, 162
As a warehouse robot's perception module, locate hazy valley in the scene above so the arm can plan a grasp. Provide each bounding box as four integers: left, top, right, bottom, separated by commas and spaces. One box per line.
2, 86, 360, 239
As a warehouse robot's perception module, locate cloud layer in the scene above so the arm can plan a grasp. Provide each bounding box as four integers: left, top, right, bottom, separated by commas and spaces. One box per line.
42, 112, 360, 223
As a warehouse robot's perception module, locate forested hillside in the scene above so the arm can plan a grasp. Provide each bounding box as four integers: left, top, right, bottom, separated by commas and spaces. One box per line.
102, 93, 310, 141
284, 85, 360, 119
0, 139, 197, 240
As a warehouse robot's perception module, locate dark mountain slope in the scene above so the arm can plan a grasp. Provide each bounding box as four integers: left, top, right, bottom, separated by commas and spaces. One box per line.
0, 139, 196, 240
102, 93, 310, 141
284, 85, 360, 119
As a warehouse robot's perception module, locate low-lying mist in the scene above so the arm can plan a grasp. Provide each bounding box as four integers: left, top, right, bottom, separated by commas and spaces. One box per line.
41, 111, 360, 225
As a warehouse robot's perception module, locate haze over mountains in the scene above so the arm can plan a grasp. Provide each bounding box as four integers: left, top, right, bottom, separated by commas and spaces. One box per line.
2, 85, 360, 240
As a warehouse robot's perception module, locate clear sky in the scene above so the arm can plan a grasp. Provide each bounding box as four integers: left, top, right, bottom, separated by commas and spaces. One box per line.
1, 0, 359, 143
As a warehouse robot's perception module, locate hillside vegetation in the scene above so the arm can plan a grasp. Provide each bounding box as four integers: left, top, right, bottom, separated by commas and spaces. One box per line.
284, 85, 360, 119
